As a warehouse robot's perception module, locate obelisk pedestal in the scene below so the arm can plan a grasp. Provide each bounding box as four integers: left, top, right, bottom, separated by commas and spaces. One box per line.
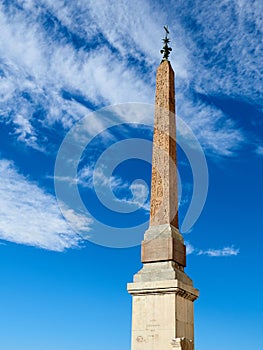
127, 225, 199, 350
128, 34, 199, 350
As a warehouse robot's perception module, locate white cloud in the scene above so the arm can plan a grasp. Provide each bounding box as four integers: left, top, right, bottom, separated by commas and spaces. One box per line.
78, 164, 123, 190
0, 157, 242, 254
185, 241, 195, 255
0, 2, 153, 133
0, 159, 92, 251
197, 246, 240, 257
128, 181, 150, 211
13, 113, 40, 149
255, 146, 263, 156
0, 0, 253, 156
185, 241, 240, 257
173, 0, 263, 101
78, 164, 150, 212
177, 97, 245, 156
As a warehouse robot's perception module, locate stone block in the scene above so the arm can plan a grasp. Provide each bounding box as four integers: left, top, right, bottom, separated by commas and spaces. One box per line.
141, 237, 186, 267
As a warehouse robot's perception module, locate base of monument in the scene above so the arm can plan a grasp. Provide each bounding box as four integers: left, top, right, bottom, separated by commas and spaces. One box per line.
127, 279, 199, 350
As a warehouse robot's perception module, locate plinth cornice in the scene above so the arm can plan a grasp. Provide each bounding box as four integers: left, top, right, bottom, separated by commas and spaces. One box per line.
127, 279, 199, 301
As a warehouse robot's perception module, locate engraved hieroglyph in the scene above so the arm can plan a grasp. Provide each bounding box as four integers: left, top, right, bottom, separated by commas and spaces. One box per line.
150, 60, 178, 228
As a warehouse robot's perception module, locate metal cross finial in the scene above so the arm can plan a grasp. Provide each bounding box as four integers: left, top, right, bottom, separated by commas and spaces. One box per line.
164, 25, 169, 34
160, 25, 172, 61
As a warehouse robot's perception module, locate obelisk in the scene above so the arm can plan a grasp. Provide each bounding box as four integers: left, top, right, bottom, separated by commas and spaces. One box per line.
127, 27, 199, 350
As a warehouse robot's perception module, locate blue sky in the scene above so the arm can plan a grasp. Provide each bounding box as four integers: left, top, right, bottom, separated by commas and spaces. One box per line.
0, 0, 262, 349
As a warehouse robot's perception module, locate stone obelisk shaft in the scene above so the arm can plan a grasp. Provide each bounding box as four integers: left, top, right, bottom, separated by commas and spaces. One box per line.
150, 60, 178, 228
142, 60, 184, 268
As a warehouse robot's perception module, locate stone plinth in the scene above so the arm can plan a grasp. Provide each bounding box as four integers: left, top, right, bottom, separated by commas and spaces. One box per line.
127, 280, 199, 350
128, 223, 199, 350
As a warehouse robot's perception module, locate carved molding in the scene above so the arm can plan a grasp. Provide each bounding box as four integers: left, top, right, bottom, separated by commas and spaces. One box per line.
128, 281, 199, 301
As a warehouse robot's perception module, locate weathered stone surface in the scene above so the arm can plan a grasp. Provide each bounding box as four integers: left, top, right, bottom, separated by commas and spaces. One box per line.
142, 224, 186, 267
171, 338, 194, 350
150, 60, 178, 228
141, 237, 186, 266
128, 280, 199, 301
144, 223, 183, 242
132, 261, 193, 286
127, 280, 198, 350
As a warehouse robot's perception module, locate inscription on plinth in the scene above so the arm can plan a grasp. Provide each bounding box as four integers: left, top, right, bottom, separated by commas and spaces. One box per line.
128, 280, 199, 350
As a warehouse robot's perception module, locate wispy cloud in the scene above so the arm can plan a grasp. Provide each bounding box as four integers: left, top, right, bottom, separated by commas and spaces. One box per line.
13, 113, 44, 150
185, 241, 195, 255
0, 1, 153, 139
0, 0, 257, 156
186, 241, 239, 257
177, 97, 245, 156
198, 246, 240, 257
168, 0, 263, 102
78, 164, 150, 212
255, 146, 263, 156
0, 159, 92, 251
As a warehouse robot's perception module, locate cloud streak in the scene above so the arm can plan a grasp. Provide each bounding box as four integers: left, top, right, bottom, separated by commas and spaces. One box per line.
0, 159, 92, 251
78, 164, 150, 212
198, 246, 240, 257
186, 241, 240, 257
0, 0, 257, 156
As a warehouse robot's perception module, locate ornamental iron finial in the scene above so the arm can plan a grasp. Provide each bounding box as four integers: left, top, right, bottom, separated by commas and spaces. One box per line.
160, 25, 172, 61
